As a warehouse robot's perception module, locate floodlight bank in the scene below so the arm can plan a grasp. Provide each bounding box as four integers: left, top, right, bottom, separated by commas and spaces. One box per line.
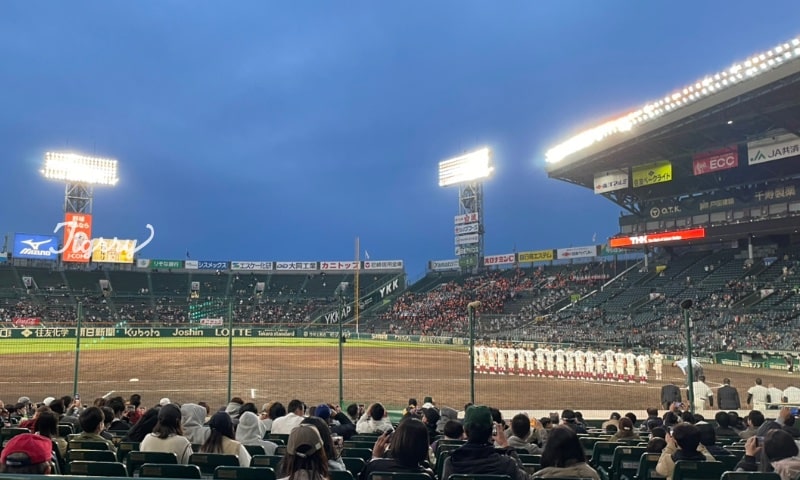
42, 152, 119, 186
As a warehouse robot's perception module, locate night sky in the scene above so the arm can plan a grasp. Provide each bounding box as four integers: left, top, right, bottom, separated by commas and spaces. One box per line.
2, 1, 798, 277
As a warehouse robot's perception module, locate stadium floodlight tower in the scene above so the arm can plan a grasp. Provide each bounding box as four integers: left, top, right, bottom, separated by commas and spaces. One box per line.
41, 152, 119, 213
439, 147, 493, 272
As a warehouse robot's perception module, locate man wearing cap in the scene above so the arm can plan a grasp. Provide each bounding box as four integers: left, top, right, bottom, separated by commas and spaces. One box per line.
317, 404, 356, 440
0, 433, 55, 474
441, 405, 528, 480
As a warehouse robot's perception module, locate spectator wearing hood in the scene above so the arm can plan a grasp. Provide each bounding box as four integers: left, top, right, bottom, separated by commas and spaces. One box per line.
440, 405, 528, 480
181, 403, 212, 445
436, 407, 459, 434
356, 403, 393, 434
236, 411, 278, 455
655, 423, 715, 480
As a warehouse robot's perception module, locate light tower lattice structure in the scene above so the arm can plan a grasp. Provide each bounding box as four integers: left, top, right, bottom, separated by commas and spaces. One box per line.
439, 147, 493, 272
41, 152, 119, 214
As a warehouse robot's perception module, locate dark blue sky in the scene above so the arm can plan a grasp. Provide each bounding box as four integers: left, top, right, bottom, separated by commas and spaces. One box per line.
2, 1, 798, 276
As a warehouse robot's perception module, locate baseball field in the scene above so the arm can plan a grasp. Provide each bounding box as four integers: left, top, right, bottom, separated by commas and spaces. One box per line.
3, 337, 793, 418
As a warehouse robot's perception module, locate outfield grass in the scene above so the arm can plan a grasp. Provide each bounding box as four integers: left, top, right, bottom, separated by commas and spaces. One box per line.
0, 337, 465, 354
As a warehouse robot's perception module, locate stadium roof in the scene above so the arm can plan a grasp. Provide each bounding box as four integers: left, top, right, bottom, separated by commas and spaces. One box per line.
545, 35, 800, 191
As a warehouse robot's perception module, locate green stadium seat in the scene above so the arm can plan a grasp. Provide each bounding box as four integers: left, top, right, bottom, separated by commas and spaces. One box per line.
141, 462, 202, 479
126, 450, 178, 476
66, 449, 117, 472
189, 453, 240, 475
590, 442, 623, 470
368, 473, 435, 480
720, 472, 781, 480
331, 471, 356, 480
68, 460, 128, 477
243, 444, 265, 457
343, 456, 366, 477
1, 427, 32, 447
68, 440, 114, 452
603, 446, 646, 480
634, 452, 665, 480
671, 461, 727, 480
116, 441, 140, 463
214, 466, 276, 480
250, 455, 282, 469
448, 475, 512, 480
341, 447, 372, 461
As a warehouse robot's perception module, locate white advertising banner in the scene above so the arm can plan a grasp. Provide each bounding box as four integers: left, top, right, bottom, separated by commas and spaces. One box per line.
455, 245, 480, 256
454, 223, 480, 235
184, 260, 199, 269
363, 260, 404, 270
748, 133, 800, 165
320, 261, 360, 271
556, 245, 598, 259
430, 259, 460, 271
483, 253, 516, 266
454, 212, 479, 225
455, 234, 480, 245
594, 169, 629, 194
231, 261, 273, 271
136, 258, 150, 268
275, 261, 317, 271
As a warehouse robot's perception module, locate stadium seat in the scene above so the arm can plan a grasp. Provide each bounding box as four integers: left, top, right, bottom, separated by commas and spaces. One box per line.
268, 433, 289, 443
250, 455, 282, 469
116, 441, 140, 463
1, 427, 32, 446
580, 437, 603, 459
343, 440, 377, 450
342, 456, 366, 477
602, 446, 646, 480
140, 463, 202, 479
67, 440, 114, 451
58, 424, 75, 437
189, 453, 239, 475
590, 442, 623, 470
633, 452, 665, 480
66, 449, 117, 472
243, 444, 266, 456
517, 454, 540, 464
68, 460, 128, 477
720, 472, 781, 480
331, 471, 356, 480
448, 475, 512, 480
341, 447, 372, 461
369, 473, 437, 480
126, 451, 178, 476
214, 466, 276, 480
714, 455, 739, 472
671, 461, 727, 480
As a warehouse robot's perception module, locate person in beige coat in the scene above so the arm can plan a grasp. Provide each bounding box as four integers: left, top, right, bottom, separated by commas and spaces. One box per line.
200, 411, 251, 467
656, 424, 715, 480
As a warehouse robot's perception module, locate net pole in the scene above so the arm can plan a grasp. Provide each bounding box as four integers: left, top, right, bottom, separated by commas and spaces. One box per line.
73, 302, 83, 397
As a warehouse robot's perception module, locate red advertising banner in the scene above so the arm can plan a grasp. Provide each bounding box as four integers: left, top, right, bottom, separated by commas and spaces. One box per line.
63, 213, 93, 263
13, 317, 41, 327
693, 147, 738, 176
609, 228, 705, 248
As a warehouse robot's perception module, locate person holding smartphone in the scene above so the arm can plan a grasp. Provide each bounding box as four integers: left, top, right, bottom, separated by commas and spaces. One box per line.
656, 423, 714, 480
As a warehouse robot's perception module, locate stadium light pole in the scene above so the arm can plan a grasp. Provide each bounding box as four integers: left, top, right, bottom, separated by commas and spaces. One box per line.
681, 299, 695, 413
338, 293, 345, 408
41, 152, 119, 214
72, 302, 83, 398
467, 301, 481, 405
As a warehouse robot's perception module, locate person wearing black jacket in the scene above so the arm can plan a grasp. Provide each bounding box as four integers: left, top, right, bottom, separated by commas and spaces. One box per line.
661, 383, 682, 410
717, 378, 741, 410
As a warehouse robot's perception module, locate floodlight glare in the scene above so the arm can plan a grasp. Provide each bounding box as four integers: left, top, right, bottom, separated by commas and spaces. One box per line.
42, 152, 119, 186
438, 147, 493, 187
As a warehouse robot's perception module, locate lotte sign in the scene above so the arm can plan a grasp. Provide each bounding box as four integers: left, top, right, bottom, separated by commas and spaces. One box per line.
693, 147, 738, 176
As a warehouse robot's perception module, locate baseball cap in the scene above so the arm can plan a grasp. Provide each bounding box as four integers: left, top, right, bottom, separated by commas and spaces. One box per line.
315, 404, 331, 421
422, 396, 434, 408
42, 397, 55, 407
463, 405, 492, 431
159, 398, 171, 406
287, 424, 323, 458
17, 396, 31, 405
1, 433, 53, 466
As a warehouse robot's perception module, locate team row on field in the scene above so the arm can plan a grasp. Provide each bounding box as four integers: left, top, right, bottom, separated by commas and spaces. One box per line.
473, 344, 666, 383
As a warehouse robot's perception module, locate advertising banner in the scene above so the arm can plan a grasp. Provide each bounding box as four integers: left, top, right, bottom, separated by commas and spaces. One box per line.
231, 261, 273, 271
517, 250, 554, 263
363, 260, 403, 270
455, 234, 480, 245
275, 261, 317, 271
196, 261, 228, 270
62, 213, 93, 263
483, 253, 516, 266
455, 245, 480, 256
12, 317, 41, 327
430, 259, 460, 271
748, 133, 800, 165
609, 228, 706, 248
693, 147, 738, 175
632, 161, 672, 188
454, 223, 480, 235
13, 233, 59, 261
593, 169, 629, 194
136, 259, 151, 268
199, 318, 224, 327
454, 212, 479, 225
91, 238, 137, 264
150, 259, 184, 269
320, 261, 359, 271
556, 245, 598, 259
184, 260, 199, 269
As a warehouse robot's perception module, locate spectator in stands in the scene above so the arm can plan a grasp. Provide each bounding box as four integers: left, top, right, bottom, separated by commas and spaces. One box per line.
646, 437, 666, 454
740, 411, 765, 439
655, 423, 715, 480
506, 413, 542, 454
263, 402, 286, 432
271, 399, 306, 435
19, 405, 49, 433
73, 406, 116, 452
441, 405, 527, 480
236, 411, 278, 456
560, 409, 587, 434
200, 411, 251, 467
360, 417, 435, 480
534, 426, 600, 480
140, 403, 192, 464
660, 383, 681, 410
316, 403, 356, 441
345, 404, 360, 424
714, 411, 739, 438
782, 414, 800, 439
737, 429, 800, 480
431, 420, 464, 455
36, 410, 67, 457
356, 403, 393, 434
717, 378, 741, 410
125, 394, 143, 425
642, 408, 663, 432
436, 407, 459, 434
695, 422, 731, 457
0, 433, 55, 474
278, 423, 328, 480
123, 407, 160, 442
225, 396, 244, 420
609, 417, 639, 442
181, 403, 211, 445
421, 408, 440, 440
601, 412, 621, 433
100, 406, 116, 441
107, 396, 130, 432
302, 416, 345, 472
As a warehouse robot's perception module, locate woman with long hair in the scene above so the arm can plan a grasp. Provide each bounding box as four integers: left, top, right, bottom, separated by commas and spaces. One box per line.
360, 417, 434, 480
122, 407, 160, 442
534, 426, 600, 480
140, 404, 193, 464
279, 424, 329, 480
35, 411, 67, 457
200, 411, 251, 467
301, 416, 345, 472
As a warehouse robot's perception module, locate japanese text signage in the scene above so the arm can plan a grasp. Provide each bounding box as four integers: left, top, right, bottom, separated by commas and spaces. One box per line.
748, 133, 800, 165
150, 259, 184, 269
13, 233, 58, 261
609, 228, 705, 248
91, 238, 137, 264
275, 262, 317, 271
556, 246, 598, 260
196, 260, 228, 270
483, 253, 515, 266
231, 261, 273, 271
320, 261, 359, 271
632, 161, 672, 188
62, 213, 93, 263
594, 169, 629, 194
454, 212, 479, 225
693, 147, 738, 175
363, 260, 404, 270
454, 223, 480, 235
755, 184, 797, 202
455, 234, 480, 245
517, 250, 554, 263
429, 259, 460, 271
